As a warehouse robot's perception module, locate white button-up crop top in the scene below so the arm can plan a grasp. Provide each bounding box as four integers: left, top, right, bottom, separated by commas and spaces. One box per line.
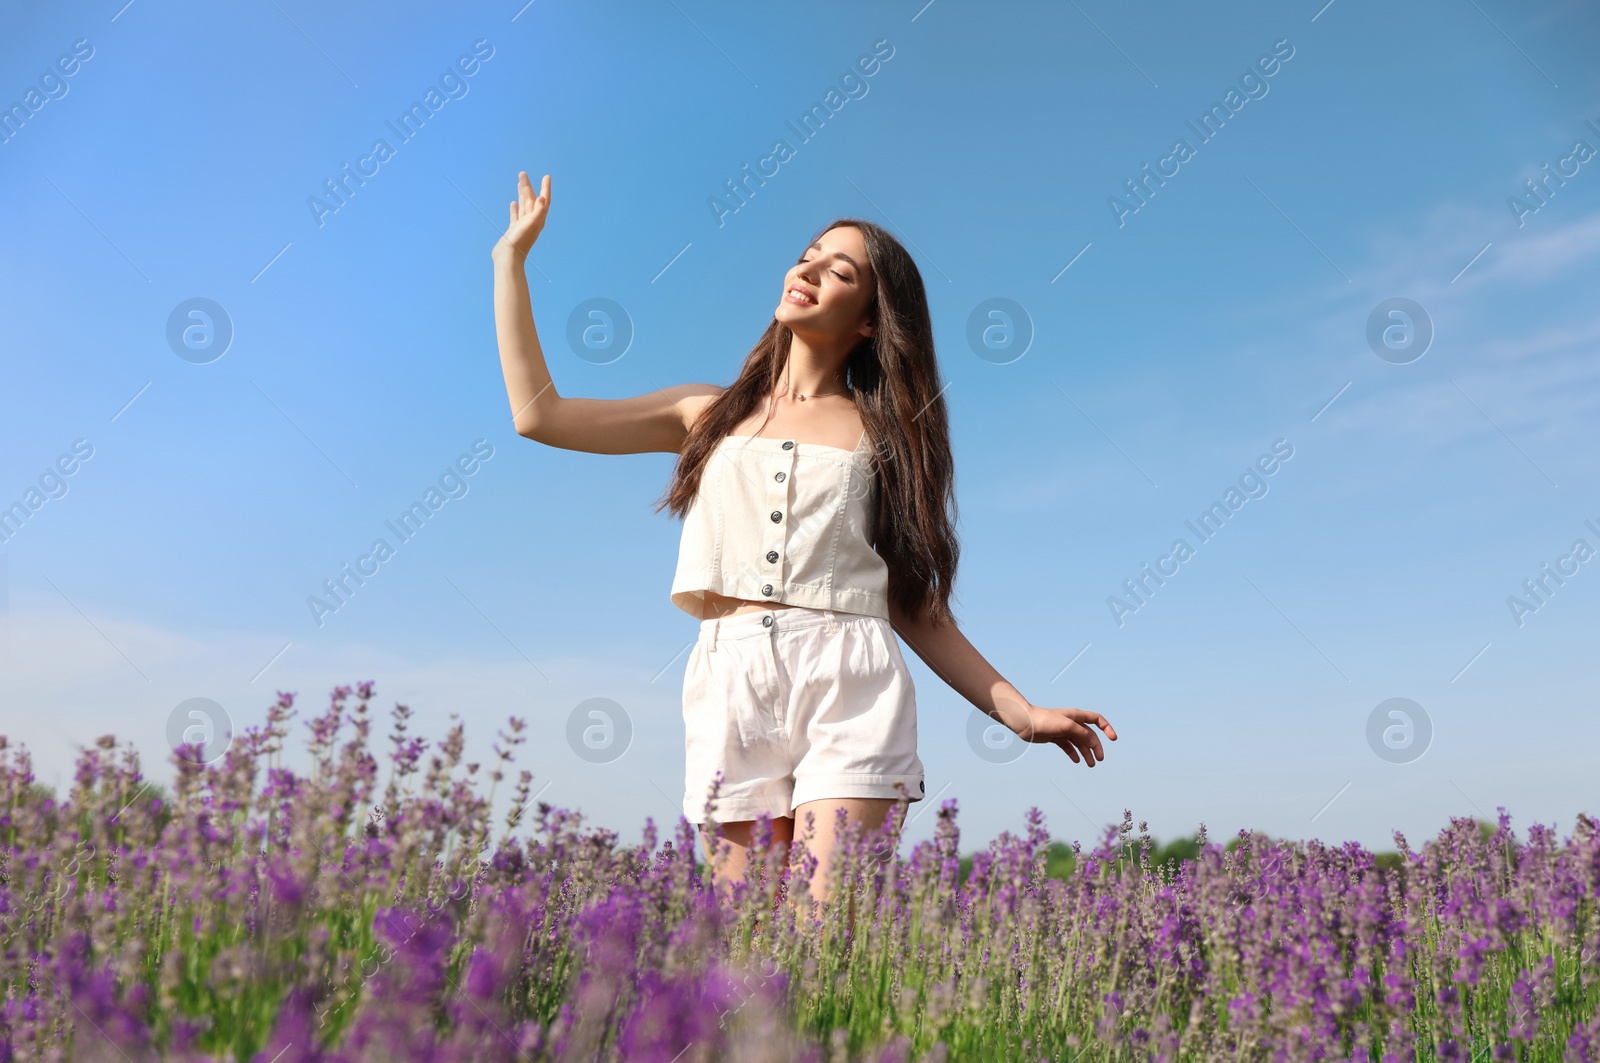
670, 431, 890, 620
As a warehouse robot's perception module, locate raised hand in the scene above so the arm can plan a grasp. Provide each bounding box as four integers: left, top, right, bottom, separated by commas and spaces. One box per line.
493, 171, 551, 261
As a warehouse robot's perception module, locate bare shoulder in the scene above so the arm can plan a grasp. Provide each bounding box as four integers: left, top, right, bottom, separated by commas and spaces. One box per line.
674, 385, 726, 435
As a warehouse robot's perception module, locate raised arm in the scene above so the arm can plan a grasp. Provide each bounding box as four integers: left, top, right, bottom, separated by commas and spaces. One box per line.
887, 595, 1118, 767
492, 171, 720, 455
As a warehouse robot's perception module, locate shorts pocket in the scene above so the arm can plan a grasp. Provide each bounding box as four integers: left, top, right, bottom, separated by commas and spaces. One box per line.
684, 635, 769, 748
880, 623, 915, 688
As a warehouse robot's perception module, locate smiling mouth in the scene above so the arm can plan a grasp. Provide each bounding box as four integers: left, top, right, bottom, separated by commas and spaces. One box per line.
785, 287, 817, 306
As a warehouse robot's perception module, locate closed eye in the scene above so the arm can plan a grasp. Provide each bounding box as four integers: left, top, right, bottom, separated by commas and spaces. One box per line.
800, 255, 853, 282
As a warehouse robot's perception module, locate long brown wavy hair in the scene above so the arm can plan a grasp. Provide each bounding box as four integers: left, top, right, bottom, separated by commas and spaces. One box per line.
654, 218, 960, 627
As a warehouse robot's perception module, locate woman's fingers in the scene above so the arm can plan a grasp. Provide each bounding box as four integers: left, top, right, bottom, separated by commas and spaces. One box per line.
1031, 708, 1108, 766
1077, 709, 1117, 741
516, 171, 547, 211
532, 175, 550, 223
496, 171, 554, 256
1080, 732, 1100, 765
508, 172, 551, 230
1056, 726, 1094, 766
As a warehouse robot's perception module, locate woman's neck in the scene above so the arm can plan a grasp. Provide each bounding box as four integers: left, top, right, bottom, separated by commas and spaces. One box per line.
782, 335, 852, 397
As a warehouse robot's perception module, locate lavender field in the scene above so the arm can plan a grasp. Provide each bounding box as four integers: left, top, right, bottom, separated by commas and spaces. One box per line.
2, 684, 1597, 1062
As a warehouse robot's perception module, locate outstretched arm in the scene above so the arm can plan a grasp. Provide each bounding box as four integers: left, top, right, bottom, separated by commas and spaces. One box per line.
887, 596, 1117, 767
492, 171, 718, 454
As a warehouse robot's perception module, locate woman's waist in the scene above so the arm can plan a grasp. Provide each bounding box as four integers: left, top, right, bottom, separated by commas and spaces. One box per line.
693, 593, 887, 637
675, 573, 888, 617
696, 590, 803, 621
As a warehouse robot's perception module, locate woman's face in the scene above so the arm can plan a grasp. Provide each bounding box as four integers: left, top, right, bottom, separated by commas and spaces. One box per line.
775, 225, 876, 343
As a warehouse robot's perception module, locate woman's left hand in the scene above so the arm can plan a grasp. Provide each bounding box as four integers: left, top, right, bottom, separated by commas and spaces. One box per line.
1006, 702, 1118, 766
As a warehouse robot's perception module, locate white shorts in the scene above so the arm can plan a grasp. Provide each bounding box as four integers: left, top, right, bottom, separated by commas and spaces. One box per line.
681, 605, 925, 824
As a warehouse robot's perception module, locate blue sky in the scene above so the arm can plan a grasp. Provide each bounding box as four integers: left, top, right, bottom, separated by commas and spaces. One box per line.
2, 0, 1597, 854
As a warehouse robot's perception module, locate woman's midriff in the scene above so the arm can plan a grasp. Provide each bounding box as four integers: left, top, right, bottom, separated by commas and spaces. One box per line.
697, 590, 804, 620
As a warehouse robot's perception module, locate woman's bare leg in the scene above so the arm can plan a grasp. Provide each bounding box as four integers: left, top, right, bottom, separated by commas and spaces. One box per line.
789, 797, 905, 906
699, 817, 795, 901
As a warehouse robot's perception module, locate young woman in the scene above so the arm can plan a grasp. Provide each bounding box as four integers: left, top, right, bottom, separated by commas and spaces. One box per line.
493, 171, 1116, 905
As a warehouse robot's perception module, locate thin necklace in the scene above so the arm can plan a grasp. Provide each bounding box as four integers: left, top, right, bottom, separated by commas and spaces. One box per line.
782, 376, 851, 401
